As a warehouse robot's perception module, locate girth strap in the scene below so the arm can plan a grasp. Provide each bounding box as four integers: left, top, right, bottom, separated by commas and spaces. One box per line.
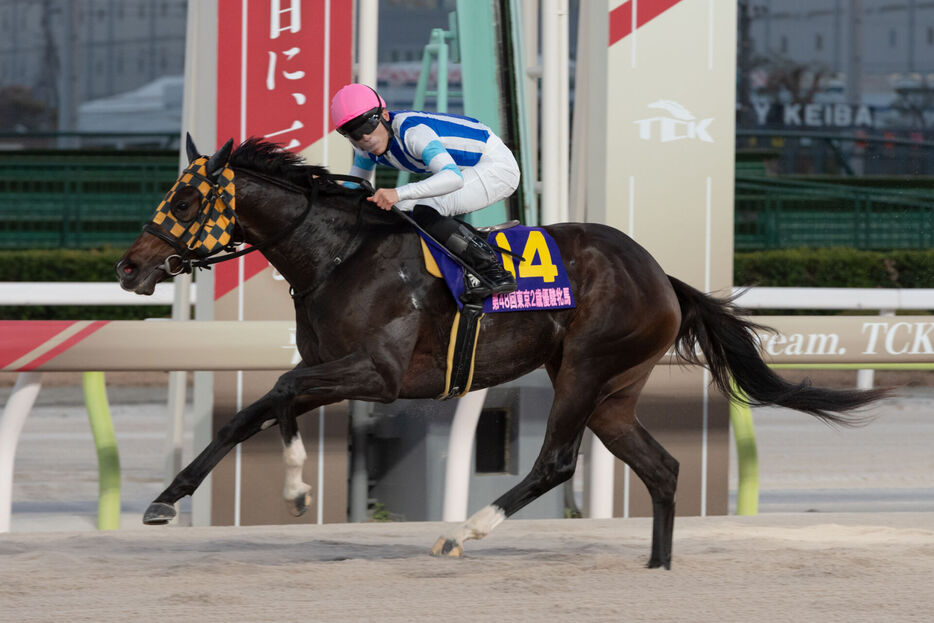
439, 303, 484, 400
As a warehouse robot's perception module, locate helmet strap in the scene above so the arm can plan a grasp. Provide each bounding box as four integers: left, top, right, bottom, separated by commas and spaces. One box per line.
378, 116, 394, 149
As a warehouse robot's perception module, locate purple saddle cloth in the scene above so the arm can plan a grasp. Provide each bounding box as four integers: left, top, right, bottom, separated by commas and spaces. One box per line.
419, 225, 576, 312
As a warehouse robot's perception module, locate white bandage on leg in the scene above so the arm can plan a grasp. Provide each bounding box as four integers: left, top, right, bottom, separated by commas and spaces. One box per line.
281, 433, 309, 502
452, 504, 506, 543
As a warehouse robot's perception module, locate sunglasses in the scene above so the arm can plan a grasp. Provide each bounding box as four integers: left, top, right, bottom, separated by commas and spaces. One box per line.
338, 111, 382, 141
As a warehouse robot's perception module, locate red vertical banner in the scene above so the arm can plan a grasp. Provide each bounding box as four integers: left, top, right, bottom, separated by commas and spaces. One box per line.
217, 0, 339, 149
215, 0, 354, 300
328, 0, 354, 133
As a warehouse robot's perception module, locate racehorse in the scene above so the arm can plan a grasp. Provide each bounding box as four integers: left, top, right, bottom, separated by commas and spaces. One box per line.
115, 137, 887, 569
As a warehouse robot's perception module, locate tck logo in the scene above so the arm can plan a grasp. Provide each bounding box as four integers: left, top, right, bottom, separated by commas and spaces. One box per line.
634, 100, 714, 143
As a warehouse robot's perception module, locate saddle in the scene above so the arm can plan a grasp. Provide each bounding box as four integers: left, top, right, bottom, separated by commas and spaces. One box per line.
417, 222, 518, 400
477, 220, 521, 234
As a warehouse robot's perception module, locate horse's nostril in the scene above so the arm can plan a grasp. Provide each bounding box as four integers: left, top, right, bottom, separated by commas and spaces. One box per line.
115, 259, 137, 279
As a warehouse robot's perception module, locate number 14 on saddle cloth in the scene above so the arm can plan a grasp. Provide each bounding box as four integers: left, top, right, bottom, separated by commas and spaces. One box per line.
419, 224, 576, 312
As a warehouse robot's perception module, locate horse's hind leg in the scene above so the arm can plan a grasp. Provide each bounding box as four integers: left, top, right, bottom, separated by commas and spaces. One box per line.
588, 386, 679, 569
432, 377, 594, 557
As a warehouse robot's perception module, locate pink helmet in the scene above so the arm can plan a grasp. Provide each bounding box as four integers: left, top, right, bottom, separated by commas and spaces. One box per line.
331, 83, 386, 129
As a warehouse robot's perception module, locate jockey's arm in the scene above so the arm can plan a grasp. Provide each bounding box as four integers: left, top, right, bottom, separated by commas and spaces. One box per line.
395, 125, 464, 201
345, 149, 376, 188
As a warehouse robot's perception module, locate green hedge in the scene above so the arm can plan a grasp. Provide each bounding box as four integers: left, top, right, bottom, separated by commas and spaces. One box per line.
0, 247, 126, 281
734, 248, 934, 288
735, 248, 934, 315
3, 247, 934, 320
0, 247, 171, 320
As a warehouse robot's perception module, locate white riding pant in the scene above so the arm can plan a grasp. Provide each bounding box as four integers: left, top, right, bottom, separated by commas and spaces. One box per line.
395, 135, 520, 217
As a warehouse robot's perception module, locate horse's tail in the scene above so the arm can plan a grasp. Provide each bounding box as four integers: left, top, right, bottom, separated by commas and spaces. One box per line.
667, 275, 888, 426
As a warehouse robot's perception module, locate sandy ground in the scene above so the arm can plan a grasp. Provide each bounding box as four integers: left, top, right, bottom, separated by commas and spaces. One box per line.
1, 374, 933, 621
1, 515, 932, 622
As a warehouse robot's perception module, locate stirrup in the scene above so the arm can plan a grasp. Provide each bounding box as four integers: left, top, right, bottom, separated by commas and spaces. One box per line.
460, 267, 516, 304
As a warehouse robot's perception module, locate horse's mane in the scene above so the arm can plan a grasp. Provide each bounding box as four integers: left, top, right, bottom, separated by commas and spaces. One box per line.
229, 137, 331, 188
228, 137, 400, 226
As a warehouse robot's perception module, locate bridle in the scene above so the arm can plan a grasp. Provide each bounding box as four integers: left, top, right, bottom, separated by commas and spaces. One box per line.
141, 153, 372, 279
141, 153, 244, 276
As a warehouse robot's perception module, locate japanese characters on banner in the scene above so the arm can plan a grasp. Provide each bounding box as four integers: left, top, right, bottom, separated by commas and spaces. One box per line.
215, 0, 352, 300
261, 8, 309, 149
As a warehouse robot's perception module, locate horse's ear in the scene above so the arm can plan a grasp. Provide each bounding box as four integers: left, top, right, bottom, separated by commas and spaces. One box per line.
185, 132, 200, 163
205, 138, 234, 180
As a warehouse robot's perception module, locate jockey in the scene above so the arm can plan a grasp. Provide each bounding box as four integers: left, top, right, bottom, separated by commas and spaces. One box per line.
331, 83, 518, 300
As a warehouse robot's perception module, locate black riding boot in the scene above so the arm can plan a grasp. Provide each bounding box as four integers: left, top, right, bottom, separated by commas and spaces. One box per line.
412, 205, 517, 301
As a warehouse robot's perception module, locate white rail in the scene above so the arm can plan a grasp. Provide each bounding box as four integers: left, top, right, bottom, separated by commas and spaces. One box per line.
733, 287, 934, 311
3, 283, 928, 310
4, 286, 933, 529
0, 282, 196, 306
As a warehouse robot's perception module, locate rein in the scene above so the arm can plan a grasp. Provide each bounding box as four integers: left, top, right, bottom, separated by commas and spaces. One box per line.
287, 194, 365, 301
231, 170, 373, 301
189, 169, 317, 271
228, 167, 372, 301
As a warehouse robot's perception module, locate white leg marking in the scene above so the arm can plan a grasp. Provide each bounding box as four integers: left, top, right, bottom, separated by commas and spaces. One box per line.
452, 505, 506, 543
282, 433, 310, 502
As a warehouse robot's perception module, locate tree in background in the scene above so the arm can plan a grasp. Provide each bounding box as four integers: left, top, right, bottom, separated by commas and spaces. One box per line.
760, 58, 829, 105
891, 76, 933, 130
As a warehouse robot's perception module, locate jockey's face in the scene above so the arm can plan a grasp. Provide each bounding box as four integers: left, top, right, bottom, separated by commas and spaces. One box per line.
350, 109, 391, 156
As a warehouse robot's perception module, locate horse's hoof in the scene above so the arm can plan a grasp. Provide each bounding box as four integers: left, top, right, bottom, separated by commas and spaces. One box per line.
430, 537, 463, 558
647, 558, 671, 570
143, 502, 176, 525
287, 490, 312, 517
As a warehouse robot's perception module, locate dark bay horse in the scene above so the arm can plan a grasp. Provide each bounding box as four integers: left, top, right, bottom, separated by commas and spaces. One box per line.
115, 137, 887, 569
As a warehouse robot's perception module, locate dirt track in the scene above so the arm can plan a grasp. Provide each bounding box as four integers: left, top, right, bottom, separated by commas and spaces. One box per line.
2, 377, 933, 621
1, 514, 933, 622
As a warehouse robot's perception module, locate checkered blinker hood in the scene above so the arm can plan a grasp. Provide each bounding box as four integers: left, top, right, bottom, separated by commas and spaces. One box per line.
150, 156, 237, 257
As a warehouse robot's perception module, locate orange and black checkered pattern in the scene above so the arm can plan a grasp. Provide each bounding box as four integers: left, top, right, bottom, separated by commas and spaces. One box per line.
150, 156, 237, 256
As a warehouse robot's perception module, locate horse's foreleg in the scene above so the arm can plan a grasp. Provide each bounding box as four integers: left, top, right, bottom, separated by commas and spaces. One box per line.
269, 350, 411, 518
145, 349, 410, 526
143, 393, 280, 525
432, 380, 593, 557
278, 413, 313, 517
588, 392, 679, 570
